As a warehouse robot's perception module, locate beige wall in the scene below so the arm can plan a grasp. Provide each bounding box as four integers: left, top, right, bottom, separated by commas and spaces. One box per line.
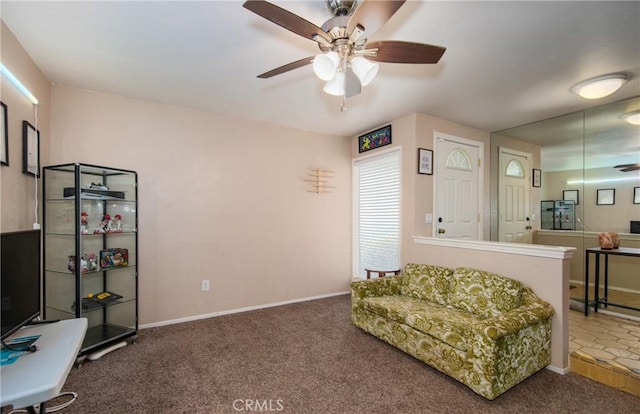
543, 167, 640, 234
3, 20, 352, 326
350, 113, 491, 262
1, 22, 51, 232
49, 85, 353, 325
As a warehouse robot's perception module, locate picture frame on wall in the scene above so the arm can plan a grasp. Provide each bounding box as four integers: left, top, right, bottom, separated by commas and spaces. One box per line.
563, 189, 579, 205
418, 148, 433, 175
596, 188, 615, 205
1, 101, 8, 166
532, 169, 541, 187
358, 125, 392, 153
634, 187, 640, 205
22, 120, 40, 177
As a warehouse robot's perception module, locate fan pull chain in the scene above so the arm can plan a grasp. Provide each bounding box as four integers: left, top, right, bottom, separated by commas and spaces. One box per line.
341, 67, 347, 111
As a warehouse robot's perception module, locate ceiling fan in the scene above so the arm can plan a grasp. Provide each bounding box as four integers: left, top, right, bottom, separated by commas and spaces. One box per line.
614, 163, 640, 172
243, 0, 446, 110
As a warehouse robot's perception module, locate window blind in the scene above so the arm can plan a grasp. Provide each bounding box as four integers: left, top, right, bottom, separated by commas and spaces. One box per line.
353, 150, 401, 278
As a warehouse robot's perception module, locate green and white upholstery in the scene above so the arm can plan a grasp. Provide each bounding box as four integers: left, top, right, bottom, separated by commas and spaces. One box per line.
351, 263, 554, 400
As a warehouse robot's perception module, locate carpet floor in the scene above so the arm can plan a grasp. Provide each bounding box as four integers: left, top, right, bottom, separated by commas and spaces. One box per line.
42, 295, 640, 413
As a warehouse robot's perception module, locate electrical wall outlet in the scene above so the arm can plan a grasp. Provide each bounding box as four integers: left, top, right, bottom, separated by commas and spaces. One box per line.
201, 280, 210, 291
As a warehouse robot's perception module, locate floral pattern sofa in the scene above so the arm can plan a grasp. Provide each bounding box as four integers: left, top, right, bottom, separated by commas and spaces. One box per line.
350, 263, 554, 400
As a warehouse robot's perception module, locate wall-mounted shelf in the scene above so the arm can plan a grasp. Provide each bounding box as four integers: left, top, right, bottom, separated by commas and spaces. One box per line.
304, 168, 335, 194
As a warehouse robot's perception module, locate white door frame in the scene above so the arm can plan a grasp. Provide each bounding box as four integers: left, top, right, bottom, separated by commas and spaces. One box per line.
433, 132, 484, 240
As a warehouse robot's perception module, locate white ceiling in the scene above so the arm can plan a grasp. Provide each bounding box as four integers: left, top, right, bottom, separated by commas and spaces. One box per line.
2, 0, 639, 145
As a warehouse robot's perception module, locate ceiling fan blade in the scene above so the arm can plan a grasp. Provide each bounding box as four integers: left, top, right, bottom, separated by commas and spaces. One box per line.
243, 0, 332, 43
614, 163, 640, 169
620, 165, 640, 172
257, 56, 314, 79
365, 40, 446, 64
347, 0, 406, 37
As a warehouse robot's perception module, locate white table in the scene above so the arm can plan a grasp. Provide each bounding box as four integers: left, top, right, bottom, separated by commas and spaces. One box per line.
1, 318, 87, 412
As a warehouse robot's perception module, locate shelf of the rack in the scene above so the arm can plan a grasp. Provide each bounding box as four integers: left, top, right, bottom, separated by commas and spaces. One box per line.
45, 230, 137, 236
71, 295, 136, 313
46, 296, 136, 318
45, 264, 137, 276
81, 323, 136, 353
45, 198, 136, 203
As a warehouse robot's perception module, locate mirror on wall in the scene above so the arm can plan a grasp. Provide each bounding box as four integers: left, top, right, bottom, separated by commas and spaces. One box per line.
490, 96, 639, 306
490, 96, 640, 242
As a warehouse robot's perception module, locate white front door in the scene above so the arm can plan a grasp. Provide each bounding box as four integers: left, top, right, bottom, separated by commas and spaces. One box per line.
434, 133, 483, 240
498, 147, 532, 243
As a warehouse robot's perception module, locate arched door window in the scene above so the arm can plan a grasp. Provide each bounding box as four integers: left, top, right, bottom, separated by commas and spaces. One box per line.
505, 159, 525, 178
446, 148, 472, 171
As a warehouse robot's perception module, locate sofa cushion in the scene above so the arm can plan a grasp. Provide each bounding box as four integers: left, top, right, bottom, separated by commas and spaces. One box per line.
401, 263, 453, 306
448, 267, 523, 318
359, 295, 481, 351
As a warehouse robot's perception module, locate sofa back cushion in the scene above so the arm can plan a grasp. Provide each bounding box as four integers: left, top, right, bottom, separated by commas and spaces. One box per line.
448, 267, 523, 318
401, 263, 453, 306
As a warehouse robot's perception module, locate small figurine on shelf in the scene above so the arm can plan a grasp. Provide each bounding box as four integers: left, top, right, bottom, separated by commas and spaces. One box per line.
87, 252, 98, 272
68, 256, 76, 272
80, 254, 89, 273
94, 214, 111, 234
113, 214, 123, 232
80, 212, 89, 234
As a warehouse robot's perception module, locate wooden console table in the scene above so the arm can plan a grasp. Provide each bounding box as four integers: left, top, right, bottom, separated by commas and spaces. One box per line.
584, 247, 640, 316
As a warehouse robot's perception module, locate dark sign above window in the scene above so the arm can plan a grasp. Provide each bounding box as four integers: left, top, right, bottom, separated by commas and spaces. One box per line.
358, 125, 392, 153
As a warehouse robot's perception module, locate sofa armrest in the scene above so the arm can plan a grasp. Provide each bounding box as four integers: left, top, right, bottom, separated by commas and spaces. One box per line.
350, 275, 404, 299
472, 289, 554, 340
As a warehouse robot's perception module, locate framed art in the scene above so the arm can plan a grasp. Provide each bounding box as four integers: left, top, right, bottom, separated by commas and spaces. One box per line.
22, 120, 40, 177
563, 189, 579, 205
418, 148, 433, 175
358, 125, 391, 153
1, 101, 7, 166
634, 187, 640, 205
532, 168, 541, 187
596, 188, 615, 205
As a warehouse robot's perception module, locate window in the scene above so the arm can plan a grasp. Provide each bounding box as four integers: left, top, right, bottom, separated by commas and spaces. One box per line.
505, 159, 525, 178
445, 148, 472, 171
353, 149, 401, 278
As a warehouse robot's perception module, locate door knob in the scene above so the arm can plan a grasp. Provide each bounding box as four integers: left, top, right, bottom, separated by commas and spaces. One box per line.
438, 228, 446, 234
525, 225, 532, 230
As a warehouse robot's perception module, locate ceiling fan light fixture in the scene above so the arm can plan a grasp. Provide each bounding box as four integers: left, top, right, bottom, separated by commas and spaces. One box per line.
323, 70, 345, 96
620, 110, 640, 125
351, 56, 379, 87
570, 73, 629, 99
313, 51, 340, 81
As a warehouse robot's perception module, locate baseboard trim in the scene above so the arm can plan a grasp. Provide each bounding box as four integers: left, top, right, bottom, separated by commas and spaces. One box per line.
139, 291, 351, 329
547, 364, 570, 375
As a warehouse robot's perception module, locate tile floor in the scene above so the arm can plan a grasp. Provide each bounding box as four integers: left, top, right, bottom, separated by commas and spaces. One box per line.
569, 286, 640, 374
